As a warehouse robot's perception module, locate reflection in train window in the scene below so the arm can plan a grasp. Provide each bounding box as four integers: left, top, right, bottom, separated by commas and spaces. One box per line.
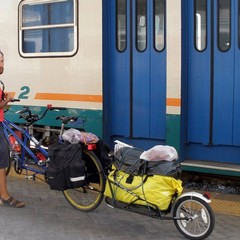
136, 0, 147, 52
195, 0, 207, 51
19, 0, 77, 57
154, 0, 165, 51
218, 0, 231, 51
116, 0, 127, 52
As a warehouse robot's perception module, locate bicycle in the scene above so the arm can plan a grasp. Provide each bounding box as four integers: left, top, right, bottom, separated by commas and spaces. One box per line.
3, 104, 215, 239
3, 102, 105, 212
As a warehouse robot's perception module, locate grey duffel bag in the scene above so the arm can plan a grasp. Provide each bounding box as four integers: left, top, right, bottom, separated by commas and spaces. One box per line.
114, 147, 181, 178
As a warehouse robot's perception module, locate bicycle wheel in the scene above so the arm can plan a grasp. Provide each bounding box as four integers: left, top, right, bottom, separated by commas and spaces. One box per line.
173, 196, 215, 240
63, 149, 105, 212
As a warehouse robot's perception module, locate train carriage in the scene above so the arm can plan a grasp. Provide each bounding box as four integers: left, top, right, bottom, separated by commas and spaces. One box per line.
0, 0, 103, 136
1, 0, 240, 173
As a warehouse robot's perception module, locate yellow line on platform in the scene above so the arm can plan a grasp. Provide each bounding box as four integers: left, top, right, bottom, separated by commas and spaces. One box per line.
211, 198, 240, 216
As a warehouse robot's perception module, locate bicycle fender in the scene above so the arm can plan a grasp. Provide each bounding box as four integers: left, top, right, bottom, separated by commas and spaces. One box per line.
170, 191, 212, 214
176, 191, 211, 204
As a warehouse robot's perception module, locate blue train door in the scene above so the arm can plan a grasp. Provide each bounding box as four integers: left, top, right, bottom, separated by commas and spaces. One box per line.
183, 0, 240, 163
103, 0, 166, 148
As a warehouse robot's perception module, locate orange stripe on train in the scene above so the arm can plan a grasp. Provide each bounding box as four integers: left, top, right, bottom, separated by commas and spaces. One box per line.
35, 93, 180, 106
166, 98, 181, 107
35, 93, 102, 103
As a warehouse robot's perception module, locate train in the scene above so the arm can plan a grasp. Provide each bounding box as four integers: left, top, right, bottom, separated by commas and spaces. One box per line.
1, 0, 240, 175
0, 0, 103, 136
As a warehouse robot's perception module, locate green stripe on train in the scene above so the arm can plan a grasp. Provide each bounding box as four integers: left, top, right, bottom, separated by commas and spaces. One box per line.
5, 105, 102, 138
166, 114, 180, 152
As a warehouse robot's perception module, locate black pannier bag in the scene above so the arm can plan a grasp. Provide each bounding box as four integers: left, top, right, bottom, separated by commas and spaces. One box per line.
92, 139, 112, 174
114, 147, 181, 178
45, 142, 85, 191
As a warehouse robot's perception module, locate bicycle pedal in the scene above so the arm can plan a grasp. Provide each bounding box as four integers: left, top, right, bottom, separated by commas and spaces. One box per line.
25, 176, 33, 180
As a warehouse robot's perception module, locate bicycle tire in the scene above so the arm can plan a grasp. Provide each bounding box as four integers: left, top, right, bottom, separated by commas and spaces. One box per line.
173, 196, 215, 240
63, 149, 105, 212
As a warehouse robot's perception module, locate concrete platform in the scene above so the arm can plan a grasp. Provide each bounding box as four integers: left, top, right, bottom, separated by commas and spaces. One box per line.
0, 171, 240, 240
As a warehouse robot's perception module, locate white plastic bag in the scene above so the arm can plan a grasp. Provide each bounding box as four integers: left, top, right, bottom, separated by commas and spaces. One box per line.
140, 145, 178, 161
62, 128, 99, 144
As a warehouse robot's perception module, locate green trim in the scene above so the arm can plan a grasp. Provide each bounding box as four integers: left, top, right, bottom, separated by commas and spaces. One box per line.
166, 114, 180, 152
5, 105, 102, 137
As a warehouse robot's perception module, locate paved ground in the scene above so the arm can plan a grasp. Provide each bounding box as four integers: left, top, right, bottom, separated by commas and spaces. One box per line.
0, 171, 240, 240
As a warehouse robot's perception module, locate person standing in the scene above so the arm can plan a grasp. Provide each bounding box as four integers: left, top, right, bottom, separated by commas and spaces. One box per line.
0, 50, 25, 208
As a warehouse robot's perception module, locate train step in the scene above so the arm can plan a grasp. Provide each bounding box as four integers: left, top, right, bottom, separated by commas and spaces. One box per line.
181, 160, 240, 177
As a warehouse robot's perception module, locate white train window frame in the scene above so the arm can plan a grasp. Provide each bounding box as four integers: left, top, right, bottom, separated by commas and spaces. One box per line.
18, 0, 78, 57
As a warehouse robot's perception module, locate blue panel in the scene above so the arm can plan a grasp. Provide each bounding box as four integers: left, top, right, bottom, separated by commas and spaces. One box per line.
187, 143, 240, 164
233, 1, 240, 146
186, 0, 236, 146
186, 0, 211, 144
132, 0, 166, 139
102, 0, 111, 142
233, 62, 240, 145
103, 0, 166, 146
132, 0, 150, 138
109, 0, 131, 137
183, 0, 240, 164
110, 54, 131, 137
212, 1, 235, 145
150, 50, 166, 139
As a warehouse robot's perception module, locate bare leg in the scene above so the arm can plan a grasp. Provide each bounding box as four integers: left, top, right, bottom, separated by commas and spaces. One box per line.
0, 168, 25, 207
0, 168, 10, 200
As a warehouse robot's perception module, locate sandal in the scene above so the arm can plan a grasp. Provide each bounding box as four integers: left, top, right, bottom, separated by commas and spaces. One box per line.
0, 196, 25, 208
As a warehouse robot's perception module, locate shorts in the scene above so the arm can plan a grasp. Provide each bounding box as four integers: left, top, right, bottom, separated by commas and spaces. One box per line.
0, 123, 10, 168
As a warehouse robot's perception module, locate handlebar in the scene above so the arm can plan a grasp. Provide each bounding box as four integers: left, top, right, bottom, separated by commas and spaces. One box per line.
10, 98, 20, 102
5, 100, 72, 126
6, 103, 84, 129
15, 104, 67, 127
3, 99, 21, 113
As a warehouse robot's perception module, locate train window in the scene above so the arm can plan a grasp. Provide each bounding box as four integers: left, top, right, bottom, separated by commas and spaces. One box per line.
218, 0, 231, 52
136, 0, 147, 52
195, 0, 207, 51
116, 0, 127, 52
154, 0, 165, 51
19, 0, 77, 57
